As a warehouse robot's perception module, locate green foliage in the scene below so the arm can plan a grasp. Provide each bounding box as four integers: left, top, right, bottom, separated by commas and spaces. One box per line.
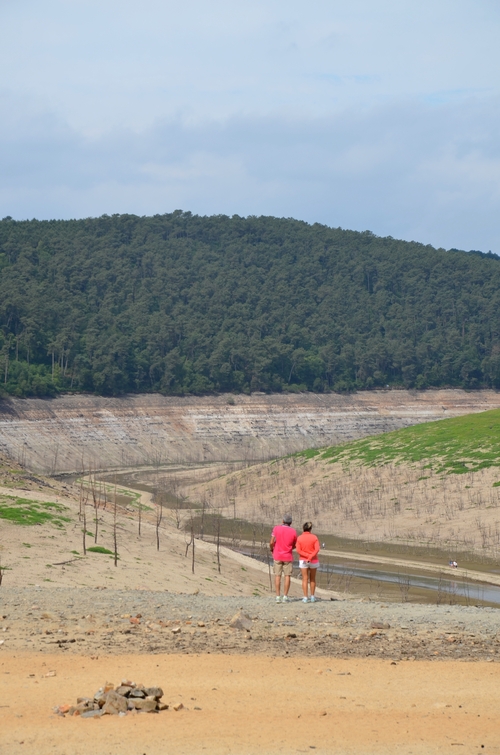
0, 496, 70, 526
1, 212, 500, 396
298, 409, 500, 475
86, 545, 114, 554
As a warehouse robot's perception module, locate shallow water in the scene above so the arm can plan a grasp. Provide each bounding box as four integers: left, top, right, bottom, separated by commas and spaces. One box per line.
243, 551, 500, 607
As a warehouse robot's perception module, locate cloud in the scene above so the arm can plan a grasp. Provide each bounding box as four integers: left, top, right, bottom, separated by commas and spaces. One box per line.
0, 1, 499, 251
1, 89, 499, 252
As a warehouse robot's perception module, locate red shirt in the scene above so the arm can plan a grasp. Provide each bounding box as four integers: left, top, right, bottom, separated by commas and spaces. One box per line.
272, 524, 297, 561
296, 532, 320, 563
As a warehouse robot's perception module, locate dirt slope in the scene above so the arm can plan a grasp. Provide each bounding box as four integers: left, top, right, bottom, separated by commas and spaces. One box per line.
1, 390, 500, 474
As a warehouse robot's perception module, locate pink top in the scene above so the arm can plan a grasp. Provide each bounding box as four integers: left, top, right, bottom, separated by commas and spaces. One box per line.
296, 532, 320, 564
272, 524, 297, 561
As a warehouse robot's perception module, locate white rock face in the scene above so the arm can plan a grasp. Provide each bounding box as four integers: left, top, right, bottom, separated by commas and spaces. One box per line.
1, 390, 500, 473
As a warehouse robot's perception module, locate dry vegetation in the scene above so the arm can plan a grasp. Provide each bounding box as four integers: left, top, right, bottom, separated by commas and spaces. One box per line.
180, 411, 500, 558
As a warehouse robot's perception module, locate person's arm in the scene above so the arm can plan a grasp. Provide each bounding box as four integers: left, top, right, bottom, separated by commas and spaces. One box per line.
269, 534, 276, 552
310, 536, 320, 560
295, 534, 302, 558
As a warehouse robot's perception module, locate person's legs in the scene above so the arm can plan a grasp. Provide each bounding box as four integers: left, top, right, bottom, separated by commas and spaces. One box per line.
309, 567, 317, 596
275, 573, 282, 597
282, 561, 293, 597
301, 568, 308, 597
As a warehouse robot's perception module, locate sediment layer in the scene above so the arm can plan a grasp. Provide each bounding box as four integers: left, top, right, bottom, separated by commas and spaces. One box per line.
1, 389, 500, 473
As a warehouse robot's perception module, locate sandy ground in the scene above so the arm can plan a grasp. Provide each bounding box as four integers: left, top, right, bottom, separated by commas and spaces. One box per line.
0, 481, 326, 599
1, 652, 499, 755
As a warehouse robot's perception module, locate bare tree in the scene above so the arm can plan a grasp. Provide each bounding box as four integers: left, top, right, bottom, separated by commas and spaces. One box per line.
113, 480, 118, 567
82, 498, 87, 556
155, 501, 163, 551
185, 514, 196, 574
215, 509, 222, 574
89, 468, 99, 544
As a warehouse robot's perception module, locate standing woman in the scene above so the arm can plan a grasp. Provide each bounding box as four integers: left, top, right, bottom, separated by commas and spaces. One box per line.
296, 522, 320, 602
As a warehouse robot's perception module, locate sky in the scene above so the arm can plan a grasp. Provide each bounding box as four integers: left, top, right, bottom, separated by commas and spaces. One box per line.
1, 0, 499, 251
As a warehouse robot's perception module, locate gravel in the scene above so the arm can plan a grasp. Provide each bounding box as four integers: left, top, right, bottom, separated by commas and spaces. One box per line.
1, 587, 499, 661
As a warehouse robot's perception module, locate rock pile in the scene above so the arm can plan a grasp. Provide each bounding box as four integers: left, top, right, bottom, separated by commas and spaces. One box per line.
55, 680, 168, 717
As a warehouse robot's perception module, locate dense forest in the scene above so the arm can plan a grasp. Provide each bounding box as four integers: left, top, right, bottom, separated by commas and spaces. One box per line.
0, 212, 499, 398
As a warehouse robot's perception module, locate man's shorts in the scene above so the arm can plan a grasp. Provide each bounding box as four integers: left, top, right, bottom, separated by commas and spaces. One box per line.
273, 560, 293, 576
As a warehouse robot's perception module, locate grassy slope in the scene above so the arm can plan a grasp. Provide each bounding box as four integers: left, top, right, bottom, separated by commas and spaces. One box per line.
299, 408, 500, 476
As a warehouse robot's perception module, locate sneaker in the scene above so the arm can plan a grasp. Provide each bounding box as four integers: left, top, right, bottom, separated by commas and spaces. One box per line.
275, 596, 282, 603
282, 595, 291, 603
302, 597, 309, 603
310, 595, 317, 602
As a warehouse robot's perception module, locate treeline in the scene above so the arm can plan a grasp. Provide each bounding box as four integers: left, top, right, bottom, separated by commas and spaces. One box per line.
0, 211, 499, 398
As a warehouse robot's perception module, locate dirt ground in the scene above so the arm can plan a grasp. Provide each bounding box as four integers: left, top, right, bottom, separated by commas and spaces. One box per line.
2, 457, 500, 754
1, 652, 499, 755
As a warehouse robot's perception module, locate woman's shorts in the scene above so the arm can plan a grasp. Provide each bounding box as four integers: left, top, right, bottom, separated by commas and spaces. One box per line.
299, 560, 319, 569
273, 560, 293, 576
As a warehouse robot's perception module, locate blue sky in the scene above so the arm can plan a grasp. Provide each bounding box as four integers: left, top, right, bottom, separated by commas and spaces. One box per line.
1, 0, 499, 251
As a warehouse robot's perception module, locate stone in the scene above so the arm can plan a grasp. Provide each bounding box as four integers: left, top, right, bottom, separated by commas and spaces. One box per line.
371, 622, 391, 630
73, 701, 96, 715
44, 670, 56, 677
81, 709, 104, 718
129, 688, 146, 698
172, 627, 181, 634
132, 699, 157, 712
130, 617, 140, 625
149, 623, 162, 631
57, 704, 71, 714
102, 691, 128, 715
115, 686, 133, 697
145, 687, 163, 700
173, 702, 184, 711
157, 702, 169, 711
229, 611, 252, 632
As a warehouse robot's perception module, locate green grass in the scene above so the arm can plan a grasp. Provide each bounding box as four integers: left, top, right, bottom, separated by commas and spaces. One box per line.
0, 496, 70, 527
296, 408, 500, 475
87, 546, 114, 555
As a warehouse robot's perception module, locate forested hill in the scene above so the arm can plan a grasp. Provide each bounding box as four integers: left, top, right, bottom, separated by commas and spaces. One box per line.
0, 212, 499, 398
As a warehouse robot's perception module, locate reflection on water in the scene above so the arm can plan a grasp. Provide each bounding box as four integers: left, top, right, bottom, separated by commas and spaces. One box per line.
242, 552, 500, 607
318, 562, 500, 605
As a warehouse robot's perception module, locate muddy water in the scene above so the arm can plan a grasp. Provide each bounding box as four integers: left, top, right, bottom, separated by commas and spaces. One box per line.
71, 462, 500, 608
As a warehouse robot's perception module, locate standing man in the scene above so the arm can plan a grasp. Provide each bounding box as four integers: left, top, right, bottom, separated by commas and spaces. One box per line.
270, 513, 297, 603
